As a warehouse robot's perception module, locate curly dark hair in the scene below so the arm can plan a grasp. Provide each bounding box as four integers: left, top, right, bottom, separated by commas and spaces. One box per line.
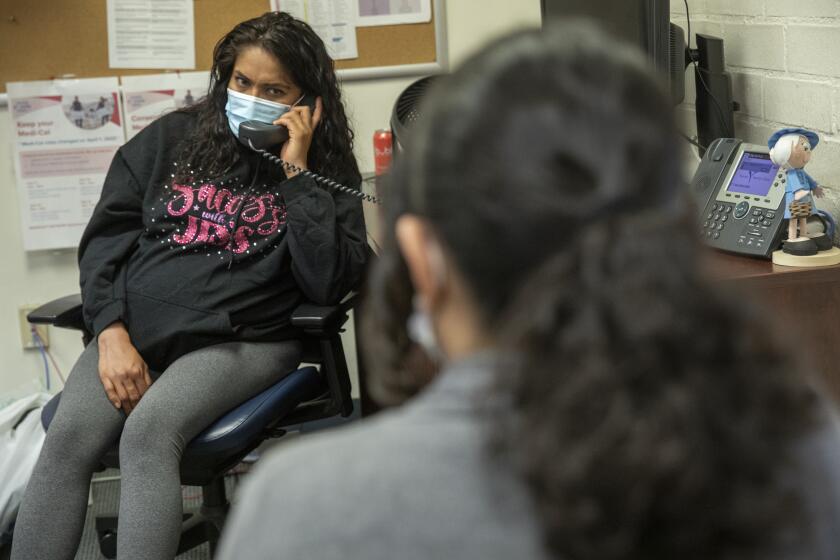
362, 22, 819, 560
174, 11, 359, 184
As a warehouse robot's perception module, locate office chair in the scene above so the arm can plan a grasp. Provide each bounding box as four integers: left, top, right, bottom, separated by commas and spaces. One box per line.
26, 293, 357, 558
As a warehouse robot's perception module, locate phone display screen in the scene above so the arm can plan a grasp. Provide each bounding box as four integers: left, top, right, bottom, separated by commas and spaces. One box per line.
726, 152, 779, 197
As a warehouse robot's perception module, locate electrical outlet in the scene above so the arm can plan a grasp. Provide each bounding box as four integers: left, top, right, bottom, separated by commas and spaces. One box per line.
19, 305, 49, 349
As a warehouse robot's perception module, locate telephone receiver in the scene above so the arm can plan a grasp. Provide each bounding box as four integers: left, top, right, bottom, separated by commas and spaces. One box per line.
236, 94, 381, 205
237, 94, 318, 150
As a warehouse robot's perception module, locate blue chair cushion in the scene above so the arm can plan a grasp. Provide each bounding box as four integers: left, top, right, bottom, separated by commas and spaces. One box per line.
187, 366, 323, 457
41, 366, 324, 460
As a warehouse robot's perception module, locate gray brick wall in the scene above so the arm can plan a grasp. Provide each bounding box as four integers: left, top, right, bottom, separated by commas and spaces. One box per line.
672, 0, 840, 226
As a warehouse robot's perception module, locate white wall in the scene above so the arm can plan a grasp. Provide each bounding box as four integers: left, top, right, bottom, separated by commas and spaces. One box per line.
0, 112, 84, 406
346, 0, 544, 172
0, 0, 543, 404
671, 0, 840, 214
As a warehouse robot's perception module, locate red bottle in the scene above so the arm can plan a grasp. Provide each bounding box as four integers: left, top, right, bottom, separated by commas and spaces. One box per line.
373, 129, 393, 176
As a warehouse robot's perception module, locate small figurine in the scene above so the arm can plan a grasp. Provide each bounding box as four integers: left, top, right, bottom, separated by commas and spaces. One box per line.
768, 127, 830, 256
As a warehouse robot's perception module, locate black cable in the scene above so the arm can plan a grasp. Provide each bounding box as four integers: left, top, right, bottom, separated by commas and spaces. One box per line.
248, 140, 383, 205
680, 131, 707, 151
684, 0, 731, 135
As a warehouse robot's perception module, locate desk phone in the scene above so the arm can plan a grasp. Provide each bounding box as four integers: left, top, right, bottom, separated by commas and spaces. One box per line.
690, 138, 787, 259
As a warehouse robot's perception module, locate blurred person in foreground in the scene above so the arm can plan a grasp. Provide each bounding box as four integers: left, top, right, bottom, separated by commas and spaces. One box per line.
219, 22, 840, 560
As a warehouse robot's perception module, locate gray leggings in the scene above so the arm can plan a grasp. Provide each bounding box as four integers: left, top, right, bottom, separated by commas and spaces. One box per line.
11, 339, 302, 560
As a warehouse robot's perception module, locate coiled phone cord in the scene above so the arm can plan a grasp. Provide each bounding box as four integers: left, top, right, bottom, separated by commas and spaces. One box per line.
249, 141, 383, 205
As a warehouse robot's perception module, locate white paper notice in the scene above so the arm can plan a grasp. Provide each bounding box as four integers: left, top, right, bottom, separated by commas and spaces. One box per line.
7, 78, 126, 251
356, 0, 431, 26
107, 0, 196, 69
121, 71, 210, 140
272, 0, 359, 60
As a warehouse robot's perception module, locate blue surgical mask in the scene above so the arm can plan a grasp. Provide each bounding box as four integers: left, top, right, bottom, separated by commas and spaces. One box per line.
225, 88, 295, 138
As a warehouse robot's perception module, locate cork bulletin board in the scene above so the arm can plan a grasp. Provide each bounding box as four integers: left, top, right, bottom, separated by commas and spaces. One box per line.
0, 0, 445, 94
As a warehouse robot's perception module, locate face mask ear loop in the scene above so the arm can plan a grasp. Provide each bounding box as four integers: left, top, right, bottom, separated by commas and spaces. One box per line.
411, 235, 448, 323
407, 295, 445, 363
426, 236, 448, 293
406, 232, 449, 364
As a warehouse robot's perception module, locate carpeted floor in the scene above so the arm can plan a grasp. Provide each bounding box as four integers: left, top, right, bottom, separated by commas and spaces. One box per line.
73, 468, 247, 560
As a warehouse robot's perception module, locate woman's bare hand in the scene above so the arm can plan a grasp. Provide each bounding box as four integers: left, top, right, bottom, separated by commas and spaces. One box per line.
274, 96, 323, 177
97, 322, 152, 414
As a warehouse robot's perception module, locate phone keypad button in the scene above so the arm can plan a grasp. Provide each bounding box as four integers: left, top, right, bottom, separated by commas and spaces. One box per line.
700, 204, 735, 243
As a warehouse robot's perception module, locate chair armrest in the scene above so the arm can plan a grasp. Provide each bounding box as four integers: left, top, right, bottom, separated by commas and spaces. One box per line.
290, 303, 345, 332
32, 293, 358, 333
27, 294, 86, 331
291, 292, 360, 418
290, 292, 359, 334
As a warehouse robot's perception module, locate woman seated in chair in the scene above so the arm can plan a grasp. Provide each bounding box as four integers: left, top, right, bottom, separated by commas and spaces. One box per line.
218, 23, 840, 560
11, 12, 366, 560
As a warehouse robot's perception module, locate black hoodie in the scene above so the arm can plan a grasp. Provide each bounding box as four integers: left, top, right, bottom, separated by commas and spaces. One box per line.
78, 111, 368, 371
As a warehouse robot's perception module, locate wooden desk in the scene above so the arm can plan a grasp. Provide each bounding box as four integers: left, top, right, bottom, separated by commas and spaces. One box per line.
357, 176, 840, 405
708, 252, 840, 401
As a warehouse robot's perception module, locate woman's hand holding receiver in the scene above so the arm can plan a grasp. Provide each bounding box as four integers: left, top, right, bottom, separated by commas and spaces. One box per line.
274, 96, 323, 178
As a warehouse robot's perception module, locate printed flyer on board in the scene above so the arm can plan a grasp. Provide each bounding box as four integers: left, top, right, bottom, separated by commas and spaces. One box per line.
121, 71, 209, 140
7, 77, 125, 251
